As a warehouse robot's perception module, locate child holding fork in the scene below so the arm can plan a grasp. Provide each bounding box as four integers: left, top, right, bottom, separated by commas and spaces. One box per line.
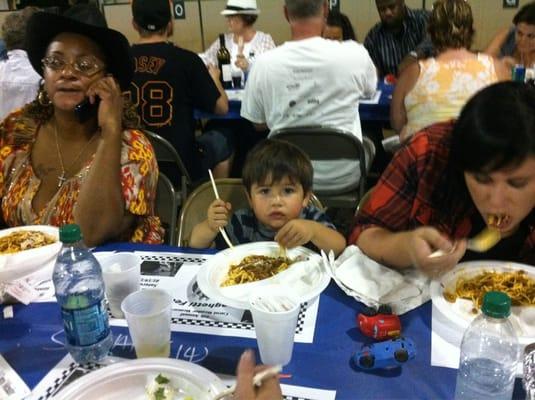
189, 139, 346, 255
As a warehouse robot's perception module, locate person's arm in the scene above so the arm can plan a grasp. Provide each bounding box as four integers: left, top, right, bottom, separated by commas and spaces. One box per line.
356, 226, 466, 276
207, 64, 229, 115
234, 350, 282, 400
198, 38, 219, 66
485, 27, 511, 57
189, 199, 231, 248
74, 76, 134, 246
274, 219, 346, 256
390, 61, 420, 137
492, 56, 513, 81
240, 58, 268, 130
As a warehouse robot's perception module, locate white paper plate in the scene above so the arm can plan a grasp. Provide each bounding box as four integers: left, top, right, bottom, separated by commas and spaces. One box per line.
0, 225, 61, 283
53, 358, 226, 400
196, 242, 328, 309
430, 261, 535, 345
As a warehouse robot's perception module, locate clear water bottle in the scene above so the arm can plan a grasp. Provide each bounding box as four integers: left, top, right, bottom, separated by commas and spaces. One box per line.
455, 291, 519, 400
524, 343, 535, 400
52, 224, 112, 364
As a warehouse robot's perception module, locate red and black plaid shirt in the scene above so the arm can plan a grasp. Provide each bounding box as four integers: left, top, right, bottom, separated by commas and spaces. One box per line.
349, 121, 535, 262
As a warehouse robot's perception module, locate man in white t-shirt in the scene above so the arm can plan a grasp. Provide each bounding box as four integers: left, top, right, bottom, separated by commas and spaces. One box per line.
241, 0, 377, 193
0, 7, 41, 120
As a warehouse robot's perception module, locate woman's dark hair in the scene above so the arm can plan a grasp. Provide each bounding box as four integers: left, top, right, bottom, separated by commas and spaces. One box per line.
513, 1, 535, 26
242, 139, 313, 194
434, 82, 535, 222
237, 14, 258, 26
326, 11, 356, 41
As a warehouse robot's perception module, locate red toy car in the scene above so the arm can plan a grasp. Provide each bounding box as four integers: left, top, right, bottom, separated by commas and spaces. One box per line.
357, 305, 401, 340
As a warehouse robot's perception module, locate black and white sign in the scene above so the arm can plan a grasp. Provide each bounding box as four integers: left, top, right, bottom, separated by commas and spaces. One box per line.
503, 0, 519, 8
329, 0, 340, 12
173, 0, 186, 19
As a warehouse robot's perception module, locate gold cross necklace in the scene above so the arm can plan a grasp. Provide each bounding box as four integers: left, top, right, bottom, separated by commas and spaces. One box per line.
54, 122, 98, 188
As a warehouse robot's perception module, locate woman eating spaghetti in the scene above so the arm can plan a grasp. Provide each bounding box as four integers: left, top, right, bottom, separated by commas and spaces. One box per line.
351, 82, 535, 276
0, 11, 163, 246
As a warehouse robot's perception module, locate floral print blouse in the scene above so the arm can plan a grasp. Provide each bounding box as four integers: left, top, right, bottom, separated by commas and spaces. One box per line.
0, 109, 164, 244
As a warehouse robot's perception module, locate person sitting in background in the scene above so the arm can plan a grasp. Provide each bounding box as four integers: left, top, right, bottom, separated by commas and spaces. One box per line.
0, 11, 163, 246
485, 1, 535, 69
364, 0, 431, 78
0, 7, 41, 120
390, 0, 509, 142
351, 82, 535, 276
199, 0, 275, 80
190, 139, 346, 255
129, 0, 232, 182
323, 11, 356, 41
241, 0, 377, 194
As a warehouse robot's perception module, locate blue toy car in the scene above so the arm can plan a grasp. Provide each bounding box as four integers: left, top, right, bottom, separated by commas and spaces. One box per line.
353, 337, 416, 370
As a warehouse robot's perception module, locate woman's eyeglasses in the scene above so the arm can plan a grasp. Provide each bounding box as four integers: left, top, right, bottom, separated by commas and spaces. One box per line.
41, 55, 105, 77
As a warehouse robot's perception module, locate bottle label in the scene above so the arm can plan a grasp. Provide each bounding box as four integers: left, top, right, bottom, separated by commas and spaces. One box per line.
221, 64, 232, 82
61, 299, 110, 347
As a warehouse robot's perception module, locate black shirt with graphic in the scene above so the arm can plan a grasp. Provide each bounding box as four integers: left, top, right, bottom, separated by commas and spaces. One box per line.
129, 42, 220, 181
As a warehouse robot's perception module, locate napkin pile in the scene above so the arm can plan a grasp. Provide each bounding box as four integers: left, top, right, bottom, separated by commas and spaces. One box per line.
324, 245, 430, 315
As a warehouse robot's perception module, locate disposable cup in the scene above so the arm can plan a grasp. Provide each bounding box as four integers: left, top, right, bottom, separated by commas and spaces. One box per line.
100, 253, 141, 318
249, 285, 300, 366
121, 289, 173, 358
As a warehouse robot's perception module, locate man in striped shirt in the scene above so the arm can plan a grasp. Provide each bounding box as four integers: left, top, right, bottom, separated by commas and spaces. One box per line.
364, 0, 431, 77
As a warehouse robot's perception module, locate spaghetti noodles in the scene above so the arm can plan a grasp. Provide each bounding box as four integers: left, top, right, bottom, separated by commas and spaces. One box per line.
443, 270, 535, 313
221, 255, 294, 286
0, 230, 56, 255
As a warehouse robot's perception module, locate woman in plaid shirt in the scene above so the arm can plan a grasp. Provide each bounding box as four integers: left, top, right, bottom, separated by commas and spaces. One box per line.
351, 82, 535, 275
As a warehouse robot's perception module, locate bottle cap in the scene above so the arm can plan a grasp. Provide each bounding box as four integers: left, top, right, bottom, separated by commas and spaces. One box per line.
59, 224, 82, 243
481, 291, 511, 318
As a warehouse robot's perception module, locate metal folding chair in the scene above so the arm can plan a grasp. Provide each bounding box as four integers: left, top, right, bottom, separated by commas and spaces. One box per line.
155, 173, 178, 245
143, 129, 191, 208
271, 126, 375, 209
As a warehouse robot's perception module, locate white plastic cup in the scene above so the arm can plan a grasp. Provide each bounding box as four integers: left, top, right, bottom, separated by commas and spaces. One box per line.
100, 253, 142, 318
121, 289, 173, 358
249, 285, 300, 366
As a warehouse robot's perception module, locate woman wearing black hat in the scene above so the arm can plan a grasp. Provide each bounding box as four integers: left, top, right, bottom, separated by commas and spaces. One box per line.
0, 11, 163, 246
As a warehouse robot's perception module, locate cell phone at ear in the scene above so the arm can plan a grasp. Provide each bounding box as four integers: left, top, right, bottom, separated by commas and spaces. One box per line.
74, 97, 100, 123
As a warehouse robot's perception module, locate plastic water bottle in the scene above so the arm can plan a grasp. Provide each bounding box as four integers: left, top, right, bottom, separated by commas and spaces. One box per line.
52, 224, 112, 363
455, 291, 519, 400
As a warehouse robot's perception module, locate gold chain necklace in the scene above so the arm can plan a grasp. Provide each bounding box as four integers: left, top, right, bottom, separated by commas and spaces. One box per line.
54, 123, 98, 188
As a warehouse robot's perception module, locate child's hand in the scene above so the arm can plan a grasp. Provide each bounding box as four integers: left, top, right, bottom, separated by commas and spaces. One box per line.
274, 219, 314, 249
207, 199, 231, 233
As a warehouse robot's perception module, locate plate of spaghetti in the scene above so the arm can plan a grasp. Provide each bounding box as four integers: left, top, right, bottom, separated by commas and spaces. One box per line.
196, 242, 328, 309
0, 225, 61, 282
430, 261, 535, 344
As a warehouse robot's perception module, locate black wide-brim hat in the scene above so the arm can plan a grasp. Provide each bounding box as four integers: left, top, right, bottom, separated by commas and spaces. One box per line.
26, 11, 133, 91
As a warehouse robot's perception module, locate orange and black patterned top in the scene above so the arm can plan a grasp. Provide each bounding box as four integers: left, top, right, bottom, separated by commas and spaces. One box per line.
0, 109, 164, 244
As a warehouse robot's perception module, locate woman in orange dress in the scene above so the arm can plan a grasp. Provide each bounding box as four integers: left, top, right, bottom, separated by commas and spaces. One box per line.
0, 11, 163, 246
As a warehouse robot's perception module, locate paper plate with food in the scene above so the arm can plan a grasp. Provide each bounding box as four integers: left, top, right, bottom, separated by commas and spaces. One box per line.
196, 241, 328, 309
53, 357, 226, 400
430, 261, 535, 344
0, 225, 61, 282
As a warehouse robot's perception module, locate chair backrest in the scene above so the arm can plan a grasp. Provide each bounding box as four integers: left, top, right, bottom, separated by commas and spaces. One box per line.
155, 172, 178, 245
177, 178, 325, 247
271, 126, 374, 207
143, 129, 191, 206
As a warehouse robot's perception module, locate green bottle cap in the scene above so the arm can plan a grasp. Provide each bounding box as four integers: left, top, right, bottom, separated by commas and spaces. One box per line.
481, 291, 511, 318
59, 224, 82, 243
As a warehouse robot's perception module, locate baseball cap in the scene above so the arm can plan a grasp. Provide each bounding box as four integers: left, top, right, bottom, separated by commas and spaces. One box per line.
132, 0, 171, 32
